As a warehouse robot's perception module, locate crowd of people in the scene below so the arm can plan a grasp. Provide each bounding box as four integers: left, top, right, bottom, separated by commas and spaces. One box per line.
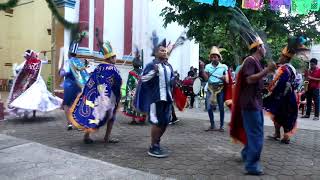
4, 20, 319, 177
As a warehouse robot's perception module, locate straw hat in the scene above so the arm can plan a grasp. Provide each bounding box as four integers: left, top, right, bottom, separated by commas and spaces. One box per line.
209, 46, 223, 59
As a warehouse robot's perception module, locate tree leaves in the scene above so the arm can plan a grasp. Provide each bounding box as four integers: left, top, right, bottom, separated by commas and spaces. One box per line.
45, 0, 78, 30
161, 0, 320, 67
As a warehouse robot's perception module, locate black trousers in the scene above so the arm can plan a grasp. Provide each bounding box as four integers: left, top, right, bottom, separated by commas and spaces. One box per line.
306, 89, 320, 117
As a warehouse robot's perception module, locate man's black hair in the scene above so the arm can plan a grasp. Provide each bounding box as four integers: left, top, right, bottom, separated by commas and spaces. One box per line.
310, 58, 318, 64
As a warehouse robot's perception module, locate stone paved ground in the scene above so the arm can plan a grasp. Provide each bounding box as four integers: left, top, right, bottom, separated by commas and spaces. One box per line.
1, 109, 320, 180
0, 135, 173, 180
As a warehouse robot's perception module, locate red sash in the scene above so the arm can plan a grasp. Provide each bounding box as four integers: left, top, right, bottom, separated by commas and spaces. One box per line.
224, 69, 233, 109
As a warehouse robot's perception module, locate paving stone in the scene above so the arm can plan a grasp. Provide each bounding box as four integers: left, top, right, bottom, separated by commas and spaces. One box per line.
294, 170, 313, 176
278, 170, 296, 176
276, 175, 293, 180
0, 110, 319, 179
294, 175, 312, 180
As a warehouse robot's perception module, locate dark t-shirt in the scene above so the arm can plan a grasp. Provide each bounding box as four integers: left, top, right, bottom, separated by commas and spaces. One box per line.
239, 56, 264, 111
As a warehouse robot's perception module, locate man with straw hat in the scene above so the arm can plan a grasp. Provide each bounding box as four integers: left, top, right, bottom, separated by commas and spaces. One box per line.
202, 46, 228, 132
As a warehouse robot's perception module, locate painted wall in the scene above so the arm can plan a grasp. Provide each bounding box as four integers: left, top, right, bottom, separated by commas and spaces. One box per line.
73, 0, 199, 81
132, 0, 199, 80
104, 0, 125, 58
0, 0, 52, 82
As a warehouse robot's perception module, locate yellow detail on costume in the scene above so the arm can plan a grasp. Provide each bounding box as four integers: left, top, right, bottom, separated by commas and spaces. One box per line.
98, 85, 108, 95
85, 100, 95, 108
89, 119, 100, 125
268, 67, 284, 92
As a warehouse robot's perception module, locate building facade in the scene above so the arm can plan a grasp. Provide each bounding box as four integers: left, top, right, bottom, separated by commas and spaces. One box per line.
0, 0, 199, 90
53, 0, 199, 88
0, 0, 52, 82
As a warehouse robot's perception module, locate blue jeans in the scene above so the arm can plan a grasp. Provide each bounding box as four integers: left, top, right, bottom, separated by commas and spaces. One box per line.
241, 110, 264, 173
206, 90, 224, 129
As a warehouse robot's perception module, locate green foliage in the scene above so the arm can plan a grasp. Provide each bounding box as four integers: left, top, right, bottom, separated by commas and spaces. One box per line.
291, 57, 308, 70
162, 0, 320, 68
0, 0, 18, 11
45, 0, 78, 30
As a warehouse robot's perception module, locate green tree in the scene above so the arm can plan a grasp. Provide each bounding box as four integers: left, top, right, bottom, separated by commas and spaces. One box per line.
161, 0, 320, 68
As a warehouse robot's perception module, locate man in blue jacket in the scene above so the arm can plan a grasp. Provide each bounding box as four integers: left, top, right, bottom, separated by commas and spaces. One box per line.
134, 39, 174, 158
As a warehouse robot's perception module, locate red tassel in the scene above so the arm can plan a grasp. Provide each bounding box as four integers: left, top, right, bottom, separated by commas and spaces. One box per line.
224, 69, 233, 109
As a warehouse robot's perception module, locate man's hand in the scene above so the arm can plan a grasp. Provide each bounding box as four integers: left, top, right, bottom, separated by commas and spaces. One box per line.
246, 61, 276, 84
154, 64, 159, 73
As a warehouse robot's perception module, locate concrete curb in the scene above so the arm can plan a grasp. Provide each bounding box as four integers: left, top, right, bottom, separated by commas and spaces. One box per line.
0, 134, 175, 180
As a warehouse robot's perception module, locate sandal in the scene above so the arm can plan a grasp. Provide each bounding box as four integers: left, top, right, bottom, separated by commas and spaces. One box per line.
280, 139, 290, 144
267, 135, 280, 141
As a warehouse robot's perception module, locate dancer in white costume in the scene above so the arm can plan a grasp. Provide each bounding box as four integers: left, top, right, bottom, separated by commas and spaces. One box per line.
7, 50, 62, 118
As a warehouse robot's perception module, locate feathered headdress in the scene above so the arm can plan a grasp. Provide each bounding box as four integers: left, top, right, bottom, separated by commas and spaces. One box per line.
282, 36, 310, 59
228, 7, 263, 50
158, 39, 167, 49
132, 46, 142, 68
100, 41, 116, 59
151, 38, 167, 57
168, 31, 188, 56
69, 30, 88, 55
151, 30, 159, 56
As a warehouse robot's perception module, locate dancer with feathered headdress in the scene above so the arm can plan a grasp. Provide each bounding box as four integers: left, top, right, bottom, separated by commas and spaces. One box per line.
68, 41, 122, 144
228, 7, 276, 175
123, 47, 146, 124
134, 39, 174, 158
60, 41, 90, 130
264, 36, 310, 144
